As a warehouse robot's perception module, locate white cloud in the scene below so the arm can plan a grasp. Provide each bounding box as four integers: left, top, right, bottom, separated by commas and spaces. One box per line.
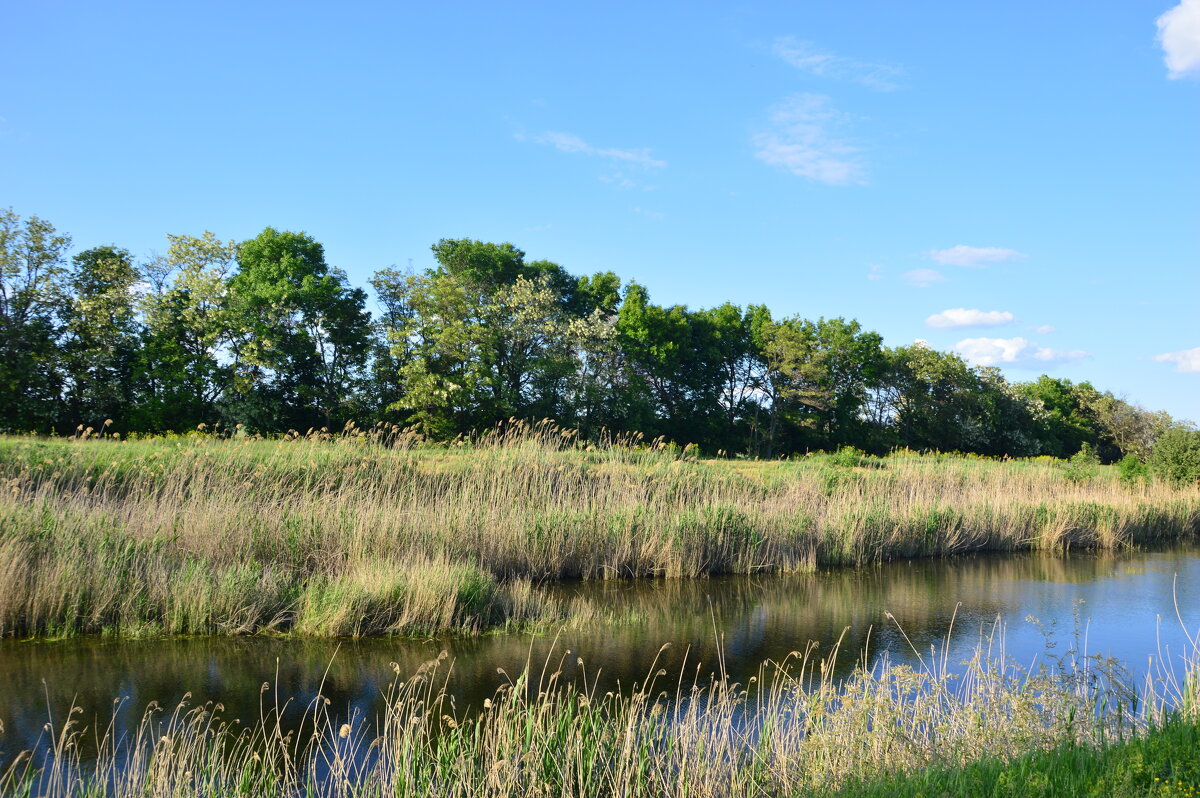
1158, 0, 1200, 78
771, 37, 903, 91
925, 308, 1016, 329
927, 245, 1027, 268
751, 94, 866, 186
903, 268, 945, 287
599, 172, 658, 191
867, 264, 885, 281
954, 337, 1088, 368
536, 131, 666, 169
631, 207, 665, 221
1153, 346, 1200, 372
1034, 324, 1056, 334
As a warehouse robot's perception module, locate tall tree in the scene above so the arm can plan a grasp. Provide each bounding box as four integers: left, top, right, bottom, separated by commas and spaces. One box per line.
0, 209, 71, 432
377, 242, 631, 439
615, 283, 728, 446
227, 228, 372, 430
137, 232, 236, 430
754, 316, 885, 454
59, 245, 139, 430
1020, 376, 1103, 458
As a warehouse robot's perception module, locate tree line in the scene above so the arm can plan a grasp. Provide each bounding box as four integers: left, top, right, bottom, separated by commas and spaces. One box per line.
1, 208, 1190, 462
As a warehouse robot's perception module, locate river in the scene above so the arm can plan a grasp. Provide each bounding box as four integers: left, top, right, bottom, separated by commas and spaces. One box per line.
1, 546, 1197, 762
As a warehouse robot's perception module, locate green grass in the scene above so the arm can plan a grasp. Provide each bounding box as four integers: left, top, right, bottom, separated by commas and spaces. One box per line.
0, 424, 1197, 639
825, 718, 1200, 798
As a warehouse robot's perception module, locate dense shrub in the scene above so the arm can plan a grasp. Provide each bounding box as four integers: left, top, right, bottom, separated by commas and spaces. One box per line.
1151, 428, 1200, 486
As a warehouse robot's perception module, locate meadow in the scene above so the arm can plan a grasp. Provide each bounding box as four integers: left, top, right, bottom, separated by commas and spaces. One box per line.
1, 422, 1197, 639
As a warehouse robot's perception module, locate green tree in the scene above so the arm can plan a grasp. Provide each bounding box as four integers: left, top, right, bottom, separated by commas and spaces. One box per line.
1150, 426, 1200, 486
367, 266, 418, 424
59, 245, 140, 430
695, 302, 762, 453
227, 228, 372, 431
615, 283, 727, 447
1020, 376, 1103, 458
1087, 393, 1173, 462
136, 232, 236, 431
0, 209, 71, 432
875, 344, 984, 452
379, 243, 635, 440
754, 316, 885, 454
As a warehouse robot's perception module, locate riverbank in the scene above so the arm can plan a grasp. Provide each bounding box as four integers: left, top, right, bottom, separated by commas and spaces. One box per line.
1, 427, 1197, 638
3, 624, 1196, 797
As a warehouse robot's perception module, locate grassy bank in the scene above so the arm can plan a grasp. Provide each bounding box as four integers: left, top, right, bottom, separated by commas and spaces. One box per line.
1, 425, 1198, 638
3, 624, 1197, 797
828, 720, 1200, 797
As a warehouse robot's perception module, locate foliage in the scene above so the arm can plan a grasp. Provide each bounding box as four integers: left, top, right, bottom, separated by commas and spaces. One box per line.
1118, 453, 1150, 487
1063, 442, 1101, 484
225, 227, 372, 431
0, 208, 72, 431
0, 208, 1186, 462
1151, 427, 1200, 487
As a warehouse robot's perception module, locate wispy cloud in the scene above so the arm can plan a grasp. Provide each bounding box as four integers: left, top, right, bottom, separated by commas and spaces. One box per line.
631, 206, 665, 221
903, 268, 945, 287
927, 245, 1027, 268
751, 94, 865, 185
772, 36, 904, 91
866, 264, 885, 281
534, 131, 667, 169
1153, 346, 1200, 372
599, 172, 658, 191
955, 337, 1088, 368
1158, 0, 1200, 79
1034, 324, 1056, 334
926, 308, 1015, 329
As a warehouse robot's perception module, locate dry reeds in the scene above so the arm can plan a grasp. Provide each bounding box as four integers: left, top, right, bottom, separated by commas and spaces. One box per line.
3, 618, 1197, 797
0, 426, 1197, 638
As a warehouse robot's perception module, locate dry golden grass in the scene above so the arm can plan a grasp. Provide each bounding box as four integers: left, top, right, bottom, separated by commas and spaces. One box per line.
3, 619, 1196, 797
0, 423, 1196, 638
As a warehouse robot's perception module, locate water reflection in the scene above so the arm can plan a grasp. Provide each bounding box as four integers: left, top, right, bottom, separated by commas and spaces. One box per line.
1, 547, 1197, 760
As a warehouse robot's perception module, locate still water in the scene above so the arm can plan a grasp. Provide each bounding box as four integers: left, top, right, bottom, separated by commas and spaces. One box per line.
1, 547, 1197, 758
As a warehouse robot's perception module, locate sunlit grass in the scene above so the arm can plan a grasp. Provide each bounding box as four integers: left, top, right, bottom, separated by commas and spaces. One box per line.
2, 618, 1197, 797
0, 422, 1197, 638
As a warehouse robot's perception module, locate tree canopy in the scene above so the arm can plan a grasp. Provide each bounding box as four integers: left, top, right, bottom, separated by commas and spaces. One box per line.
0, 209, 1190, 465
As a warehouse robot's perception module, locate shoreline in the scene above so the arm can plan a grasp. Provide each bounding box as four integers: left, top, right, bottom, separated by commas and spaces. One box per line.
2, 432, 1198, 641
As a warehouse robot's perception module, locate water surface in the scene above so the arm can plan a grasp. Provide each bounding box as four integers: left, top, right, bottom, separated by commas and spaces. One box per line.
1, 547, 1197, 759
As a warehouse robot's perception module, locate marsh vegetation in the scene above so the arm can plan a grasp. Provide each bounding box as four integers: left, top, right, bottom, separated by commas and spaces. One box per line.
3, 617, 1197, 797
1, 425, 1197, 639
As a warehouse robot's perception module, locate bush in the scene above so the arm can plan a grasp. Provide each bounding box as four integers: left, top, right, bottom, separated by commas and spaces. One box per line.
1117, 454, 1148, 488
1150, 427, 1200, 487
827, 446, 882, 469
1063, 443, 1100, 484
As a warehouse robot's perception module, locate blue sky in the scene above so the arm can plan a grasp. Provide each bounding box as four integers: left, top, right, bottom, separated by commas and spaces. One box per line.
3, 1, 1198, 419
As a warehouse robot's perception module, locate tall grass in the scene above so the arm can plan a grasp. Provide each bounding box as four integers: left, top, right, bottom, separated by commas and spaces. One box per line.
3, 618, 1197, 797
0, 423, 1197, 638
